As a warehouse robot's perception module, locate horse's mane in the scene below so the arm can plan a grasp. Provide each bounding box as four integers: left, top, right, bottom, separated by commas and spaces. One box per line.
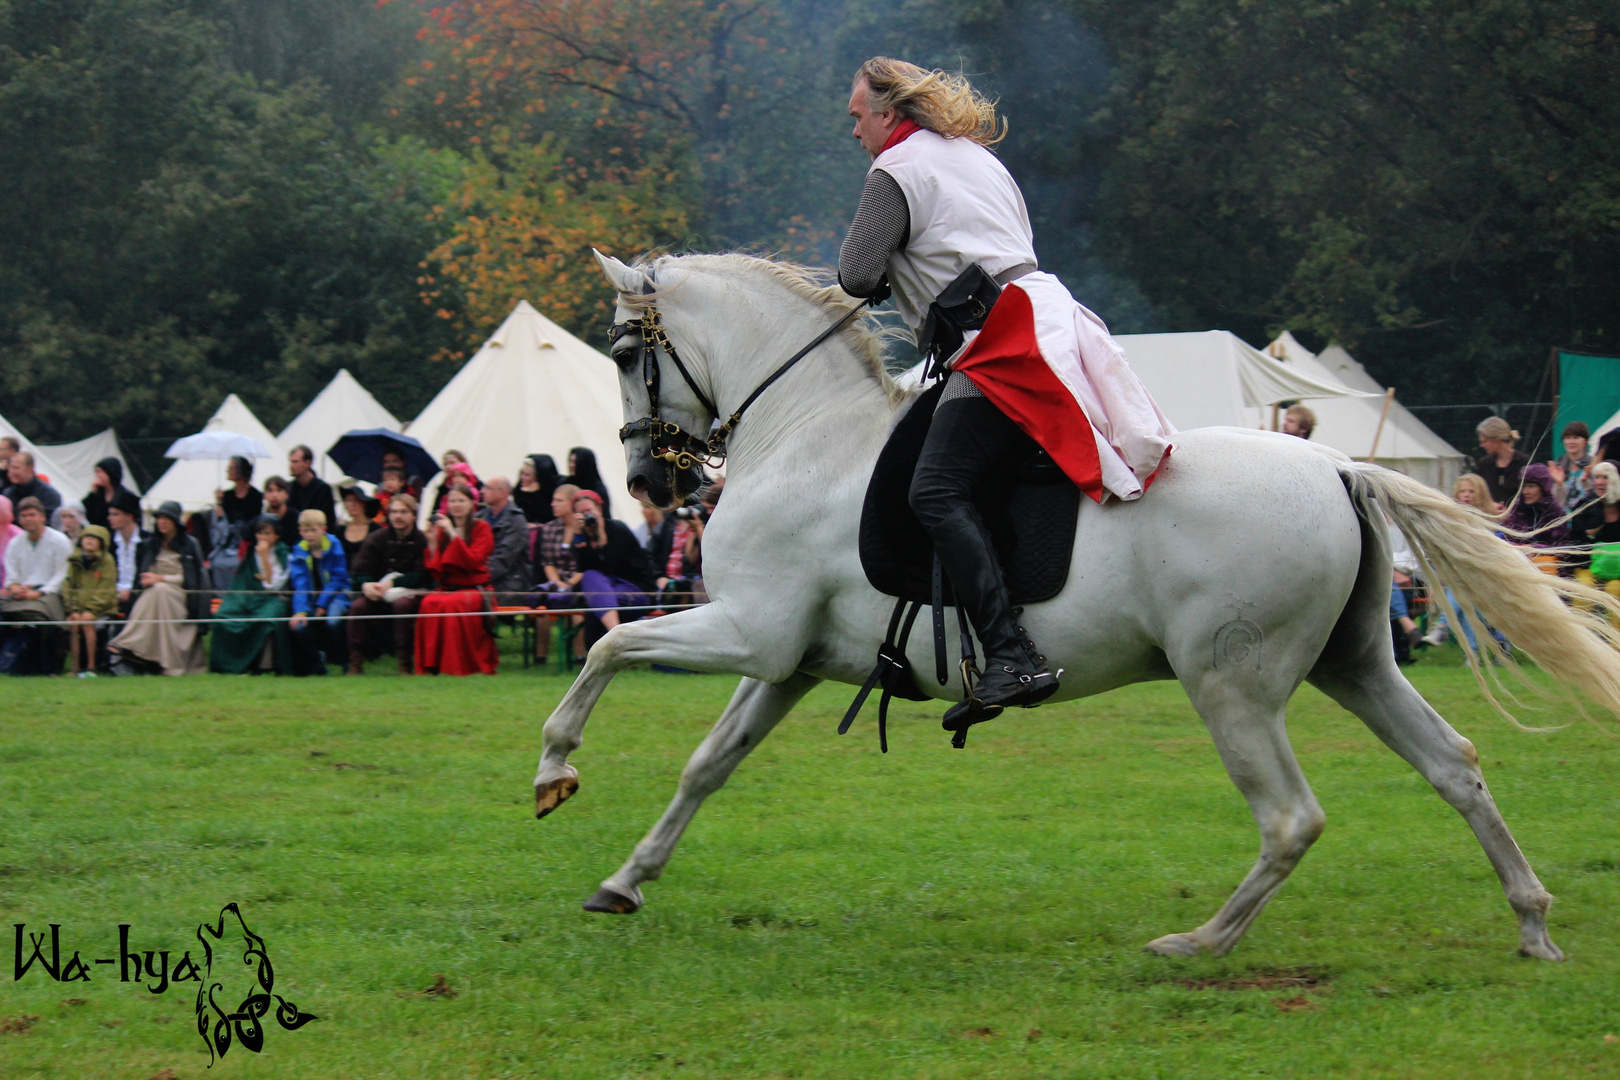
622, 252, 909, 407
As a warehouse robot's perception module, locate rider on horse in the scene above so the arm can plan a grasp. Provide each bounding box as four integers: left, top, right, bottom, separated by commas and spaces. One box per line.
839, 58, 1175, 731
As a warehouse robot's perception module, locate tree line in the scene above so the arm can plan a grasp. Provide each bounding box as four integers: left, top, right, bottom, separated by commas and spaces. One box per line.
1, 0, 1614, 445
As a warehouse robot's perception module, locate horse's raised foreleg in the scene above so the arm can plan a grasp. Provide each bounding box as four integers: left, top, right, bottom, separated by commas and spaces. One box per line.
535, 603, 797, 818
1146, 677, 1325, 957
583, 672, 821, 913
1310, 661, 1563, 960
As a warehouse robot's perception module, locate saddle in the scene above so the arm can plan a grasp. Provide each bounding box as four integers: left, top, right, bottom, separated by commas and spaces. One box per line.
841, 378, 1082, 749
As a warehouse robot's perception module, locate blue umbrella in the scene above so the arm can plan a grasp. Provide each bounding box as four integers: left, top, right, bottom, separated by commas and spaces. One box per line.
326, 429, 440, 485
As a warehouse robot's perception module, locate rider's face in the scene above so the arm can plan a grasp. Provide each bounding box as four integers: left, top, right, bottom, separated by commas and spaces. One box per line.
849, 80, 899, 158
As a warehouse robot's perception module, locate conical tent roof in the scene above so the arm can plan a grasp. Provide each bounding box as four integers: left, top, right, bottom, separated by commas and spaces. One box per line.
407, 300, 631, 520
1115, 330, 1380, 432
277, 369, 400, 485
0, 412, 83, 504
37, 429, 141, 496
143, 394, 281, 513
1264, 332, 1466, 490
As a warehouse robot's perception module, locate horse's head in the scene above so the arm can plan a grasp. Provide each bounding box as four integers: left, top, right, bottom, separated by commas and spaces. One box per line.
594, 250, 713, 510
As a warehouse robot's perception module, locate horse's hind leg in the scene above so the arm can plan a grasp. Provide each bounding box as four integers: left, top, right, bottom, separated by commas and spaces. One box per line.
1309, 658, 1563, 960
1146, 676, 1325, 957
584, 673, 820, 913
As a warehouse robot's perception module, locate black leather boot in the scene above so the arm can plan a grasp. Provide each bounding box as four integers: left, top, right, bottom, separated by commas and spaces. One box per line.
927, 505, 1059, 734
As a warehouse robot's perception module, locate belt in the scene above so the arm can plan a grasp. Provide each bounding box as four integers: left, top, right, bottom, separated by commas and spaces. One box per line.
993, 261, 1038, 286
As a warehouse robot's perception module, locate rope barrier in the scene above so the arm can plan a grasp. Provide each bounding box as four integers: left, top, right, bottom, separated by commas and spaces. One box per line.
0, 601, 706, 630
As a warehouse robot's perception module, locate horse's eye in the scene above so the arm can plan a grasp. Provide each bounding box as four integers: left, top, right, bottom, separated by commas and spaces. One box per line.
611, 343, 638, 371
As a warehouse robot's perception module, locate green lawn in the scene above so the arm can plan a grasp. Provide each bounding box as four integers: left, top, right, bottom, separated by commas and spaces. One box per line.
1, 638, 1618, 1079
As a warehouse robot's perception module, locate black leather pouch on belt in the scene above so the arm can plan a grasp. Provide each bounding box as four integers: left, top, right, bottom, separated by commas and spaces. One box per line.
917, 264, 1002, 372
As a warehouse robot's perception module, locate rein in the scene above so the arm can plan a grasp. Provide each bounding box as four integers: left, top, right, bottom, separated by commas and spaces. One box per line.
611, 291, 864, 478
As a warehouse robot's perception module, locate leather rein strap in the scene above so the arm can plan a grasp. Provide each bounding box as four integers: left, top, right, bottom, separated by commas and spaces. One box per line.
612, 291, 865, 473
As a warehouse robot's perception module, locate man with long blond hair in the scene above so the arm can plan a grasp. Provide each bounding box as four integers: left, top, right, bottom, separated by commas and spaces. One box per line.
839, 57, 1175, 735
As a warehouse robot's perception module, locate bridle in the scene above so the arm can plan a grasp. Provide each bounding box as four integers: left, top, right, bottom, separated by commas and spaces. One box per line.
609, 284, 864, 485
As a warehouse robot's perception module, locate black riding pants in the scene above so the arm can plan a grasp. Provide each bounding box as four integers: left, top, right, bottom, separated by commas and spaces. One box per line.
908, 382, 1038, 533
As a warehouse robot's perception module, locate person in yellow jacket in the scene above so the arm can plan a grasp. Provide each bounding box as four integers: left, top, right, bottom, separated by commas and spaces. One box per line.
64, 524, 118, 676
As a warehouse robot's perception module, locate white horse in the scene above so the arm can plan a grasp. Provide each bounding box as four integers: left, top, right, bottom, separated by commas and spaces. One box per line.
533, 250, 1620, 959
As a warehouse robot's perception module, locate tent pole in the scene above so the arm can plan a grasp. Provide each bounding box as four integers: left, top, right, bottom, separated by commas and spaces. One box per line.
1269, 403, 1279, 432
1367, 387, 1396, 461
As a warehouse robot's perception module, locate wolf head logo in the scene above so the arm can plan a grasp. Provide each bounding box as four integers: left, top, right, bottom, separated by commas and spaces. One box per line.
194, 903, 317, 1064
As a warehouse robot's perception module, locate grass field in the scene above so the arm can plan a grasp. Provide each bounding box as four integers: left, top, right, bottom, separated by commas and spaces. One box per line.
1, 636, 1619, 1079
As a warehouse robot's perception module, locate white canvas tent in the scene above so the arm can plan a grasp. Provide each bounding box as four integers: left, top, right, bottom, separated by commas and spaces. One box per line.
276, 368, 400, 485
0, 412, 84, 504
1264, 332, 1466, 490
1115, 330, 1381, 431
37, 429, 141, 497
143, 394, 281, 513
407, 300, 631, 521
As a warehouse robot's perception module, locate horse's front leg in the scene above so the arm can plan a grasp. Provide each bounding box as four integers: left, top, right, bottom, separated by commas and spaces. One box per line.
583, 672, 821, 913
534, 602, 799, 817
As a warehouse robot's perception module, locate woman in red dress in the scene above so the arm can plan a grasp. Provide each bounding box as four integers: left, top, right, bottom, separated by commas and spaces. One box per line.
415, 483, 498, 675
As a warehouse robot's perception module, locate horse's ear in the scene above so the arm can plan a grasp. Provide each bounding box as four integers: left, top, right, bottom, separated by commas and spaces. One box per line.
593, 249, 647, 297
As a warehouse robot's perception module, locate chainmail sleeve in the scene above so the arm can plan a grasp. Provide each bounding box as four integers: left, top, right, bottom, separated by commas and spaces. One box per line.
838, 169, 910, 298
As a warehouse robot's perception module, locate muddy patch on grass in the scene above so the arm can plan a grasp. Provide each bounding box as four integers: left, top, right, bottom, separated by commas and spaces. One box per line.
1172, 966, 1326, 992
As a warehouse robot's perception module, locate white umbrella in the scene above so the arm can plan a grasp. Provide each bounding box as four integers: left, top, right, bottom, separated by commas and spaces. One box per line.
164, 431, 272, 460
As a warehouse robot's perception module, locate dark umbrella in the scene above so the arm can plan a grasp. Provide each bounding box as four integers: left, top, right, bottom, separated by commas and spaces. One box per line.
326, 429, 440, 485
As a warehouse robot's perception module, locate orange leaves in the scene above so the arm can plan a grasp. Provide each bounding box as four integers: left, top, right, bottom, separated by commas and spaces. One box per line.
420, 132, 688, 360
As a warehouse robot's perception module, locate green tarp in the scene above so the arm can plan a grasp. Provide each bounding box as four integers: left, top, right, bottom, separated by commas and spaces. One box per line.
1555, 351, 1620, 444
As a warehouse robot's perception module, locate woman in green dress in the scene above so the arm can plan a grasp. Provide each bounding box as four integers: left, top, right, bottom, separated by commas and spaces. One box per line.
210, 515, 293, 674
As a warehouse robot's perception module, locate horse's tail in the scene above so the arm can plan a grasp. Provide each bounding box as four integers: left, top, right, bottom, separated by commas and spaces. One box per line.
1338, 460, 1620, 722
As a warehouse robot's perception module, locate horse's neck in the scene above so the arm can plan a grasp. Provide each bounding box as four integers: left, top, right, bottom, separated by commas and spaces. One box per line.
713, 315, 897, 500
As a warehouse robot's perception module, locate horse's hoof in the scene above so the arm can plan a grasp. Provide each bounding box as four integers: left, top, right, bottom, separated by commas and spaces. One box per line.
1519, 937, 1566, 961
534, 768, 580, 819
1143, 932, 1207, 957
583, 884, 643, 914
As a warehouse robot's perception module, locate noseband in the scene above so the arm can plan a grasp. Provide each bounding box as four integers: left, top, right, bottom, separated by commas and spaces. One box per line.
610, 289, 865, 483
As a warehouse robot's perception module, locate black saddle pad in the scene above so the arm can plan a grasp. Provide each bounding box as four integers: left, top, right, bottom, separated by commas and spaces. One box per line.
859, 380, 1081, 606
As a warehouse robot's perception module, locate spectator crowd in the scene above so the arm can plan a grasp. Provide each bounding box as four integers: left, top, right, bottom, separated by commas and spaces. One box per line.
0, 442, 720, 679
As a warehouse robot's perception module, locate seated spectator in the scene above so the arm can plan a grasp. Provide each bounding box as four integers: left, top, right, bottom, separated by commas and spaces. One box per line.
1452, 473, 1500, 516
416, 483, 497, 676
515, 454, 559, 526
380, 451, 424, 499
529, 483, 583, 664
649, 503, 704, 610
287, 509, 350, 676
106, 490, 148, 616
1281, 404, 1315, 439
1549, 421, 1593, 508
0, 495, 20, 591
377, 466, 408, 518
1475, 416, 1529, 506
564, 446, 612, 517
346, 493, 429, 675
63, 524, 117, 677
335, 482, 382, 570
567, 490, 657, 638
429, 458, 480, 517
109, 501, 208, 675
53, 500, 85, 542
263, 476, 297, 547
211, 515, 293, 676
1502, 462, 1567, 572
1572, 462, 1620, 595
478, 476, 530, 604
0, 497, 71, 674
83, 456, 134, 529
3, 452, 62, 518
634, 503, 663, 549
